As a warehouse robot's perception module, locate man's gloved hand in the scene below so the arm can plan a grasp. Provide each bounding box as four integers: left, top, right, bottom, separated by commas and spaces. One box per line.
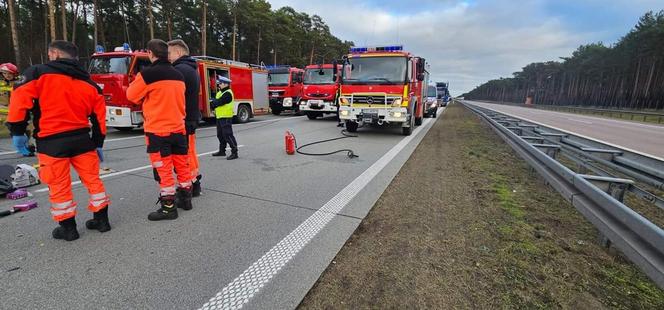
12, 135, 32, 157
185, 121, 198, 135
96, 147, 104, 162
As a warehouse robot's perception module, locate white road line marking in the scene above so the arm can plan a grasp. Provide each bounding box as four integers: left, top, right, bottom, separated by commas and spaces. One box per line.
199, 109, 443, 310
34, 146, 245, 193
467, 102, 664, 161
0, 150, 18, 156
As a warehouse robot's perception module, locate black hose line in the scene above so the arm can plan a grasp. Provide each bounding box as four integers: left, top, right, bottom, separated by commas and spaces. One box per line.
294, 130, 359, 158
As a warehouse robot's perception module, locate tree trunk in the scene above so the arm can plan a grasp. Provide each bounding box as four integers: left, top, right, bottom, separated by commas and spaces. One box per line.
93, 0, 98, 47
7, 0, 22, 67
147, 0, 154, 39
48, 0, 57, 41
630, 57, 642, 108
71, 0, 80, 43
60, 0, 67, 40
167, 13, 173, 40
257, 28, 261, 64
201, 0, 207, 56
232, 13, 237, 60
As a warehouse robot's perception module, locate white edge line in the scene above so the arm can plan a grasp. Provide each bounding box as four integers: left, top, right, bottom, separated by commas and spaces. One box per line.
467, 101, 664, 162
199, 108, 443, 310
33, 146, 244, 193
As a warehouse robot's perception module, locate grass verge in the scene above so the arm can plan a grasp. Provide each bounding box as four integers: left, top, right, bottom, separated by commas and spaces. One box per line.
298, 103, 664, 309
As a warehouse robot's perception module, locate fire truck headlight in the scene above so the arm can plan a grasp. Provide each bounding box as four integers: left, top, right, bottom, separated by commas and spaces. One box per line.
339, 97, 349, 105
283, 97, 293, 107
391, 111, 403, 118
340, 110, 350, 116
391, 98, 402, 107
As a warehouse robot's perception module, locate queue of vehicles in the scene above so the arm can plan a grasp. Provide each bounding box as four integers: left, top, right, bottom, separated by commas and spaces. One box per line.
88, 44, 450, 136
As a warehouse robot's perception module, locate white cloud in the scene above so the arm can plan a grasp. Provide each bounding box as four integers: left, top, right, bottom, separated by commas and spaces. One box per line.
266, 0, 659, 94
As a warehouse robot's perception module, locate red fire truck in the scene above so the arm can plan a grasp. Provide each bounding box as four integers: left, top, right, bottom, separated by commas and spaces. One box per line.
267, 66, 304, 115
337, 45, 429, 135
298, 63, 343, 120
88, 46, 268, 130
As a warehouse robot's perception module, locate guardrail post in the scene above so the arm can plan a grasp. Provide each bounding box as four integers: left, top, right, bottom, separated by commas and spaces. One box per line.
580, 175, 635, 248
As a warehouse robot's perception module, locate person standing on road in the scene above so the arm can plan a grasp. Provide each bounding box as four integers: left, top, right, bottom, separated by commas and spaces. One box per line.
7, 41, 110, 241
167, 39, 203, 197
211, 76, 239, 160
127, 39, 193, 221
1, 62, 34, 156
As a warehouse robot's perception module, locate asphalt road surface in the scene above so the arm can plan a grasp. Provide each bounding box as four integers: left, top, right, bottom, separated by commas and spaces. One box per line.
464, 100, 664, 160
0, 110, 442, 309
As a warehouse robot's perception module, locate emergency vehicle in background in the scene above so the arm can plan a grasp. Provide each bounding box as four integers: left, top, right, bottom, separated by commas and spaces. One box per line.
267, 66, 304, 115
337, 45, 429, 135
298, 63, 343, 120
436, 82, 451, 107
88, 44, 268, 130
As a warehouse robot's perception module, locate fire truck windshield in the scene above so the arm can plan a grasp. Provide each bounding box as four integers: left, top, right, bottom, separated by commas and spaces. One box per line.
303, 68, 335, 85
89, 56, 130, 74
342, 56, 407, 84
427, 86, 437, 97
268, 73, 290, 86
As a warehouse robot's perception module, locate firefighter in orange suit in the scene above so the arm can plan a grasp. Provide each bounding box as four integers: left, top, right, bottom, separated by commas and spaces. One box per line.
127, 39, 193, 221
7, 41, 110, 241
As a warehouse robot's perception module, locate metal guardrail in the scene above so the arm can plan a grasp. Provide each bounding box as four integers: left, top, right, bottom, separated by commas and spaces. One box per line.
461, 100, 664, 288
474, 100, 664, 124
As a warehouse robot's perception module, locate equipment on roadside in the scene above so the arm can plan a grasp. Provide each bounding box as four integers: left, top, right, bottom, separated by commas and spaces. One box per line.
11, 164, 40, 188
6, 189, 28, 200
285, 131, 296, 155
286, 130, 359, 158
0, 201, 38, 218
0, 165, 16, 195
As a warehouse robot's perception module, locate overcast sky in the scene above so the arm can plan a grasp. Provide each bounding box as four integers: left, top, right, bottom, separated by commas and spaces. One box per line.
268, 0, 662, 95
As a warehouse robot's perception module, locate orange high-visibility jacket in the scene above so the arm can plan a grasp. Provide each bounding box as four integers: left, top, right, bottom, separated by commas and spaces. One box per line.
126, 59, 186, 134
7, 59, 106, 157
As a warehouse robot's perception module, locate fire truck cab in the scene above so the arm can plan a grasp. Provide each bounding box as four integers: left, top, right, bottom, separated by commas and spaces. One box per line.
89, 46, 268, 130
267, 66, 304, 115
298, 63, 342, 120
338, 45, 429, 136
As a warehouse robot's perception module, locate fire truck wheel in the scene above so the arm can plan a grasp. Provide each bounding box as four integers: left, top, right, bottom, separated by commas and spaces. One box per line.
415, 116, 423, 126
306, 112, 319, 120
114, 127, 134, 132
272, 108, 282, 115
236, 104, 251, 123
345, 121, 358, 133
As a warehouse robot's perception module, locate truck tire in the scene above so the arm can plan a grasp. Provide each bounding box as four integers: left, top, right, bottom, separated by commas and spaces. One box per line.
345, 121, 358, 133
272, 108, 282, 115
114, 127, 134, 132
306, 112, 318, 120
235, 104, 251, 123
415, 116, 423, 126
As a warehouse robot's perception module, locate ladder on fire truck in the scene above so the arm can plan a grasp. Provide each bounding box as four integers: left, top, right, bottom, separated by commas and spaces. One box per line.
192, 56, 266, 70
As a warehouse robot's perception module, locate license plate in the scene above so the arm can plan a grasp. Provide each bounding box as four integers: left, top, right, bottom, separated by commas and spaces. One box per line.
271, 93, 280, 97
363, 109, 378, 115
309, 100, 323, 105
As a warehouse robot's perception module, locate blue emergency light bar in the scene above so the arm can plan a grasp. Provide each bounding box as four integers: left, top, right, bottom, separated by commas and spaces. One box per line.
349, 45, 403, 53
95, 45, 105, 53
123, 43, 131, 52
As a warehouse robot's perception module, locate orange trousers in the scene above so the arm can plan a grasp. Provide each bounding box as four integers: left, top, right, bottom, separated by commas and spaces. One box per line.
188, 133, 200, 181
38, 151, 110, 222
146, 132, 191, 196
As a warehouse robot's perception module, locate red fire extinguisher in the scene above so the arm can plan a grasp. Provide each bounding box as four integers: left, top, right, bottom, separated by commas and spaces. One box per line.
285, 131, 296, 155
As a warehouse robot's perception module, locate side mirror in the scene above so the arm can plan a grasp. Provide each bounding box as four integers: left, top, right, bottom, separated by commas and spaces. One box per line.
417, 73, 425, 81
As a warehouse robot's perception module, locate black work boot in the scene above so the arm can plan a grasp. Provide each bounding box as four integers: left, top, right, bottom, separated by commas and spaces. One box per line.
86, 207, 111, 232
148, 195, 178, 221
176, 187, 193, 211
192, 175, 202, 197
212, 146, 227, 157
52, 217, 80, 241
226, 151, 238, 160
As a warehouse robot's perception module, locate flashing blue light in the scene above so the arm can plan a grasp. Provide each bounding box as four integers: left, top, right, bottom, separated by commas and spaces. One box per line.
95, 45, 105, 53
349, 45, 403, 53
122, 43, 131, 52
